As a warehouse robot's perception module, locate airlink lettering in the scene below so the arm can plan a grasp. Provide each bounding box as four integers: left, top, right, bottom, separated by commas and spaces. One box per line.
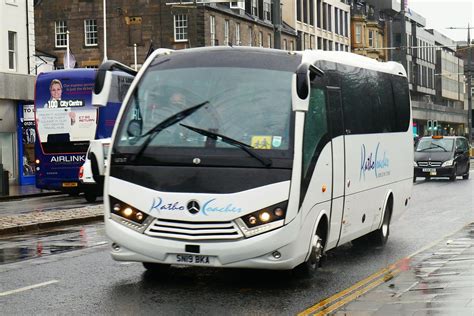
360, 143, 390, 180
50, 155, 85, 163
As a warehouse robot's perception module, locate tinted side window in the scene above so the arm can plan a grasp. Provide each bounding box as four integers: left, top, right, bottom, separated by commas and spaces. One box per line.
391, 75, 411, 132
314, 61, 410, 134
301, 83, 331, 204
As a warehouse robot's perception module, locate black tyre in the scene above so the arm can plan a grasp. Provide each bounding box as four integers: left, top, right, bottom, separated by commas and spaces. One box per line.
142, 262, 171, 274
84, 190, 97, 203
293, 228, 326, 276
463, 164, 470, 180
367, 199, 392, 246
449, 166, 457, 181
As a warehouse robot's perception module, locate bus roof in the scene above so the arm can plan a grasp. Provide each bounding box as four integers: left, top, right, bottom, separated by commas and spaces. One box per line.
298, 50, 407, 77
146, 47, 406, 78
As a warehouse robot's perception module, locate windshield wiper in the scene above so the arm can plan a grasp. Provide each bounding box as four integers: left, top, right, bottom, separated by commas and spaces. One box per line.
132, 101, 209, 162
418, 143, 447, 152
179, 123, 272, 167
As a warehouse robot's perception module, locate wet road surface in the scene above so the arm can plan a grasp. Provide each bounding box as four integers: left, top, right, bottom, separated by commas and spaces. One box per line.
0, 175, 472, 315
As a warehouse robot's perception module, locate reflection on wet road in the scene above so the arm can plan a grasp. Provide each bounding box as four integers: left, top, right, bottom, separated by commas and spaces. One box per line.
0, 223, 107, 265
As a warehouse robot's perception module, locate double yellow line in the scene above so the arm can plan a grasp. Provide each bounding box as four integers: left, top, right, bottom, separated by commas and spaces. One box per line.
298, 259, 405, 316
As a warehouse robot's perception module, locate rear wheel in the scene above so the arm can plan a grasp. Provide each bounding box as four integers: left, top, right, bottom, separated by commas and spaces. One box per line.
367, 198, 392, 246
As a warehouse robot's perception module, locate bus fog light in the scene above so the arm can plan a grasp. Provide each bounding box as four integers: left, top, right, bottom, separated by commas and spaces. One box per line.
259, 211, 271, 222
113, 203, 121, 212
272, 251, 281, 259
136, 212, 144, 221
35, 159, 40, 164
111, 243, 121, 251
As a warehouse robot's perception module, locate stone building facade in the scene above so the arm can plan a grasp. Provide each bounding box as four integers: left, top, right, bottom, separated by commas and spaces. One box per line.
34, 0, 298, 69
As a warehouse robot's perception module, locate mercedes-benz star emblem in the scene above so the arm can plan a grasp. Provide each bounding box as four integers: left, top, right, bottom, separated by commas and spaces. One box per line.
187, 200, 200, 215
193, 158, 201, 165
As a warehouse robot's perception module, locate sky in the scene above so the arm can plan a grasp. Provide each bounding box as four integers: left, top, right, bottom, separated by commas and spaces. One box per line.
407, 0, 474, 42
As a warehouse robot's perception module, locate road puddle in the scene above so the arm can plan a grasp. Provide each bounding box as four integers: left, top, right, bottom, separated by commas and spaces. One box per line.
0, 224, 107, 264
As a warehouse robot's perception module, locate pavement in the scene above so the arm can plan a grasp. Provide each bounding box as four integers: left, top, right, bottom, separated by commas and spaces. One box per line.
303, 223, 474, 316
0, 183, 102, 236
1, 183, 473, 316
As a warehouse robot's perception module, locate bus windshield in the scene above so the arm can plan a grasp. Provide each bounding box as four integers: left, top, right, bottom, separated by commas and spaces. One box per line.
114, 65, 294, 164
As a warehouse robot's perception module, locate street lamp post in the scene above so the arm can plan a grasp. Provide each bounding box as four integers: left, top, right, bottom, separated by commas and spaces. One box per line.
447, 25, 473, 143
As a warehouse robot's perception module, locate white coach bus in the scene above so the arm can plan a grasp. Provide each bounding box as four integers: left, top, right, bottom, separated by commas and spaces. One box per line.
92, 47, 413, 274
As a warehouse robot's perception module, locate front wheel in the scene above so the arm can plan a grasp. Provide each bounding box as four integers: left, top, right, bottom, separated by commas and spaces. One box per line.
449, 166, 457, 181
84, 190, 97, 203
463, 163, 470, 180
142, 262, 171, 275
293, 233, 325, 276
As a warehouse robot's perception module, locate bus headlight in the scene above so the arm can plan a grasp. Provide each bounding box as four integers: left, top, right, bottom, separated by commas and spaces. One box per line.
441, 159, 453, 167
109, 196, 149, 230
236, 201, 288, 238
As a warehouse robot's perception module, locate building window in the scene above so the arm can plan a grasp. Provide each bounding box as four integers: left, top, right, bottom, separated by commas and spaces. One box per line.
283, 38, 287, 50
258, 31, 263, 47
344, 12, 348, 37
174, 14, 188, 42
224, 20, 229, 45
290, 41, 295, 51
316, 0, 321, 28
309, 0, 314, 26
264, 0, 271, 21
210, 16, 216, 46
340, 10, 344, 36
84, 19, 98, 46
334, 8, 338, 34
355, 24, 361, 43
267, 33, 272, 48
368, 30, 374, 48
235, 23, 241, 45
327, 4, 332, 32
251, 0, 257, 16
303, 0, 308, 24
8, 31, 17, 71
55, 20, 68, 48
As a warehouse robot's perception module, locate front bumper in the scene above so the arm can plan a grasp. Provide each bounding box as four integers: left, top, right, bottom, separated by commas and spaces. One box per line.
414, 166, 454, 178
105, 214, 307, 270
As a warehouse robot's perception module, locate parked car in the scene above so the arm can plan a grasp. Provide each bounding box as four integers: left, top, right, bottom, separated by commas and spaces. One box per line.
78, 138, 111, 202
414, 135, 470, 182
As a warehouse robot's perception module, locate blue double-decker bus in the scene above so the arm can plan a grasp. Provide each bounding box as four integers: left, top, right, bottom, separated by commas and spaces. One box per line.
34, 68, 132, 196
